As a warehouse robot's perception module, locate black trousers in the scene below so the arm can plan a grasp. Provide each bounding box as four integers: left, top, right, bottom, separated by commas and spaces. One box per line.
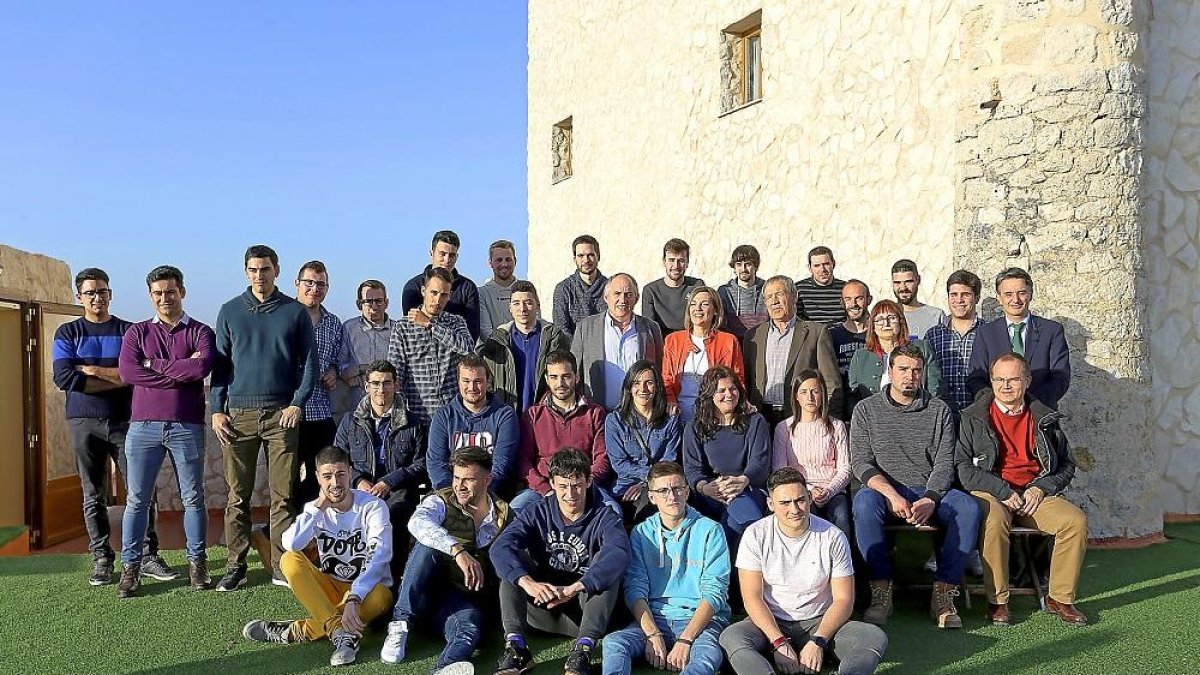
69, 417, 158, 561
499, 577, 619, 641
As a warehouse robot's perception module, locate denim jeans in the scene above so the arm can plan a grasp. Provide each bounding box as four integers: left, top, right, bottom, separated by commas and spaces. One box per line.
692, 488, 767, 550
393, 544, 483, 670
852, 484, 980, 584
509, 487, 623, 516
603, 617, 726, 675
121, 421, 207, 565
70, 417, 157, 561
815, 491, 853, 538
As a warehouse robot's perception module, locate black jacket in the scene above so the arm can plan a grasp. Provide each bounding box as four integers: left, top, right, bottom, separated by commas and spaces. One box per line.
956, 392, 1075, 499
334, 393, 427, 492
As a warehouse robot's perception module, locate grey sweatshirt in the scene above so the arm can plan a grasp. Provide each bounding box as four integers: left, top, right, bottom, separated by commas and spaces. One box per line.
849, 387, 957, 502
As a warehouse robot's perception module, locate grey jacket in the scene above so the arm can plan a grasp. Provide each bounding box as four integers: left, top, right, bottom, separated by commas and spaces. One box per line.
571, 313, 663, 406
478, 319, 571, 410
956, 392, 1076, 499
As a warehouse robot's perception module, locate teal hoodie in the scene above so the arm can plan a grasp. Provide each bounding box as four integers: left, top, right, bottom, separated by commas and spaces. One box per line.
625, 506, 730, 622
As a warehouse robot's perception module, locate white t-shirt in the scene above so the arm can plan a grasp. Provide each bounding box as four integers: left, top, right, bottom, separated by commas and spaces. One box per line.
736, 514, 854, 621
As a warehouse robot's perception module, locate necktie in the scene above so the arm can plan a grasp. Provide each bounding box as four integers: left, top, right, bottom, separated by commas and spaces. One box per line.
1009, 322, 1025, 356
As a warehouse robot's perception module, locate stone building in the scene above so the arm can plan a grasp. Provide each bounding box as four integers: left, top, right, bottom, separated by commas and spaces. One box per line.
526, 0, 1199, 542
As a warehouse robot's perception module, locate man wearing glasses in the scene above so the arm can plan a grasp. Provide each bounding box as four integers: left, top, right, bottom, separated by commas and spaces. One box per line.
601, 461, 730, 675
341, 280, 399, 409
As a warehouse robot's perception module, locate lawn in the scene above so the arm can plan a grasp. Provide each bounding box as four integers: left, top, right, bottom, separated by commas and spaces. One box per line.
1, 525, 1198, 674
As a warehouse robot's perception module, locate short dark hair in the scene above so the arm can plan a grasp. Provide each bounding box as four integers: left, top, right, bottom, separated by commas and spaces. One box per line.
891, 259, 919, 276
145, 265, 183, 288
458, 354, 491, 380
890, 342, 927, 368
946, 269, 982, 296
244, 245, 279, 267
548, 448, 590, 481
424, 267, 454, 286
729, 244, 760, 267
510, 280, 539, 301
357, 279, 386, 302
545, 349, 577, 373
843, 278, 870, 296
995, 266, 1034, 292
807, 246, 834, 264
647, 461, 686, 485
366, 360, 397, 378
450, 446, 493, 473
572, 234, 600, 257
315, 446, 351, 468
75, 268, 110, 292
663, 238, 690, 257
432, 230, 461, 249
768, 467, 808, 494
297, 260, 327, 280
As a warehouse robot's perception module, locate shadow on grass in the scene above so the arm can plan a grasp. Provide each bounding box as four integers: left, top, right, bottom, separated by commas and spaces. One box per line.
0, 554, 93, 578
933, 626, 1119, 675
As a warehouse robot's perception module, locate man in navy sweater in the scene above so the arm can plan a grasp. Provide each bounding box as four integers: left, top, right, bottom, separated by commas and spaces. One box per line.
490, 449, 630, 675
427, 355, 520, 497
210, 244, 318, 591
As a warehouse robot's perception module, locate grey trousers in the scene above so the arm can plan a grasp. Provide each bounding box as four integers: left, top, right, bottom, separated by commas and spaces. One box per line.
719, 616, 887, 675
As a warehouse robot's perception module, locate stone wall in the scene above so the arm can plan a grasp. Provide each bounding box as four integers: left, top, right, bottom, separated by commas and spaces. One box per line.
0, 244, 74, 304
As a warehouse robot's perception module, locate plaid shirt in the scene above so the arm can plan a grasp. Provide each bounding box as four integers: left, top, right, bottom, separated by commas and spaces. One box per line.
386, 311, 474, 423
303, 307, 355, 421
925, 315, 979, 410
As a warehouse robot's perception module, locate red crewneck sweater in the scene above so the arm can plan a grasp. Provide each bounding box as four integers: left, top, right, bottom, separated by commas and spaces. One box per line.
988, 403, 1041, 489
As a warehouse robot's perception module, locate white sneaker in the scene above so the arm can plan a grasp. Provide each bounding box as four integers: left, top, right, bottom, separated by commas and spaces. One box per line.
380, 620, 409, 664
923, 553, 938, 573
433, 662, 475, 675
968, 550, 984, 577
330, 628, 360, 667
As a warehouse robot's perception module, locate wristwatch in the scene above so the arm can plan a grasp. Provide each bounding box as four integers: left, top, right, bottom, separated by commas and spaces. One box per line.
809, 636, 829, 650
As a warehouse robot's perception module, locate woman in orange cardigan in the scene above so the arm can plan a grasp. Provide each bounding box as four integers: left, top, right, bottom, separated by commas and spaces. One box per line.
662, 285, 745, 423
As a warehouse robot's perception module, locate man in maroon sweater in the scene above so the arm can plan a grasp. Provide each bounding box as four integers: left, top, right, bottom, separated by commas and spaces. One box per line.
509, 350, 613, 512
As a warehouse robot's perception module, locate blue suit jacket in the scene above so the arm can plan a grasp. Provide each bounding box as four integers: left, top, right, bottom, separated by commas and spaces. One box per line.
967, 315, 1071, 409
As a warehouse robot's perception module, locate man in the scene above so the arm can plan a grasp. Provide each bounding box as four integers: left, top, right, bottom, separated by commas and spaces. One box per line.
115, 265, 215, 597
210, 244, 318, 590
428, 356, 520, 496
718, 244, 768, 340
958, 354, 1088, 626
402, 230, 483, 341
795, 246, 847, 325
242, 446, 394, 667
490, 449, 631, 675
571, 273, 664, 410
512, 351, 610, 512
925, 270, 982, 412
479, 280, 572, 412
602, 461, 729, 675
341, 279, 399, 410
52, 267, 167, 586
335, 359, 426, 583
382, 446, 515, 673
295, 261, 356, 503
967, 267, 1071, 410
553, 234, 608, 339
387, 267, 475, 425
890, 259, 945, 340
720, 468, 888, 675
479, 239, 522, 340
742, 275, 843, 428
641, 238, 706, 336
828, 279, 872, 412
849, 343, 979, 628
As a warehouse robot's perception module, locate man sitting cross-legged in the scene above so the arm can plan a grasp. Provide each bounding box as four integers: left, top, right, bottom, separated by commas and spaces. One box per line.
489, 448, 631, 675
602, 461, 730, 675
381, 446, 515, 674
242, 446, 394, 667
720, 468, 888, 675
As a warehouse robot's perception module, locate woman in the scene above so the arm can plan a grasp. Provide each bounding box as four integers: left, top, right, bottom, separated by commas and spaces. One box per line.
848, 300, 944, 408
605, 360, 683, 522
772, 369, 852, 535
683, 366, 770, 543
662, 286, 745, 423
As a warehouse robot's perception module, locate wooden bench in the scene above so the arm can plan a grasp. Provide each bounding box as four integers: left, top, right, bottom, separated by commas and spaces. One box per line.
882, 523, 972, 609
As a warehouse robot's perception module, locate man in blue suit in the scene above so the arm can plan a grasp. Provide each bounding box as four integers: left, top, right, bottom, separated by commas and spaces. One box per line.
967, 268, 1071, 409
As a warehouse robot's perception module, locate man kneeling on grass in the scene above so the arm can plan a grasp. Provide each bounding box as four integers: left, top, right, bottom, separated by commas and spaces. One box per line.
242, 446, 394, 667
489, 448, 631, 675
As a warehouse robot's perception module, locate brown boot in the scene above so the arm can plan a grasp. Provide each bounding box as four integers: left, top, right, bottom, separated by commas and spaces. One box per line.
863, 580, 893, 625
189, 559, 211, 590
931, 581, 963, 628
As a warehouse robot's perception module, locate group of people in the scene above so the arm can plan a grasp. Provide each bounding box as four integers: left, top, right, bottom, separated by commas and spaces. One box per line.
50, 230, 1089, 674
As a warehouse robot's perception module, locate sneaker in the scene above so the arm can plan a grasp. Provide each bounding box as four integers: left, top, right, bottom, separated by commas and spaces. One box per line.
88, 558, 114, 586
330, 628, 360, 666
215, 564, 248, 592
380, 620, 409, 664
968, 550, 984, 577
116, 564, 141, 599
923, 553, 938, 573
563, 645, 593, 675
863, 580, 893, 625
141, 554, 181, 581
494, 640, 534, 675
930, 581, 963, 629
434, 662, 476, 675
243, 619, 296, 644
189, 559, 211, 590
270, 571, 290, 588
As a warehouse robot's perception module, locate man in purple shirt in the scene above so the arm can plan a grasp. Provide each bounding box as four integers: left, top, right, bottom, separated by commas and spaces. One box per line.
116, 265, 217, 598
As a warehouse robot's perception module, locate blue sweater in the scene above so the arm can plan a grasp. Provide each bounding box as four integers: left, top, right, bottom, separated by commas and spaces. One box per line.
52, 316, 133, 420
683, 413, 771, 490
209, 289, 318, 412
489, 485, 630, 593
604, 411, 683, 496
626, 507, 730, 622
427, 395, 519, 491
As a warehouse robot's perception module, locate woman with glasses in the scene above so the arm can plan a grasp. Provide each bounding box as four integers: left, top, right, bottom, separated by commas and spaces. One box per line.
661, 286, 745, 424
847, 300, 944, 411
605, 361, 684, 523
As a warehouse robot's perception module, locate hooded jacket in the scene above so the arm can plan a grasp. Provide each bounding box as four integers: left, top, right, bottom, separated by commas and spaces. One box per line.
956, 392, 1075, 499
519, 393, 610, 493
717, 277, 767, 339
625, 506, 730, 622
479, 319, 572, 410
334, 392, 427, 492
428, 394, 520, 491
210, 288, 317, 412
850, 387, 957, 502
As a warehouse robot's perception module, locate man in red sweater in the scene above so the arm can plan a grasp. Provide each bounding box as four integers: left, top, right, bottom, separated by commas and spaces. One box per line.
956, 353, 1088, 626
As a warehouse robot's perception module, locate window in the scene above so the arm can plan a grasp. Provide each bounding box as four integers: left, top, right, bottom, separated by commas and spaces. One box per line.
721, 10, 763, 114
552, 116, 572, 183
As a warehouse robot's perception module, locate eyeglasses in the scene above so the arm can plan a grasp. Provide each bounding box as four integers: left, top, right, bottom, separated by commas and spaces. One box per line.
80, 289, 112, 299
991, 377, 1025, 387
873, 316, 899, 325
298, 279, 329, 290
365, 380, 395, 389
359, 298, 386, 305
649, 486, 689, 497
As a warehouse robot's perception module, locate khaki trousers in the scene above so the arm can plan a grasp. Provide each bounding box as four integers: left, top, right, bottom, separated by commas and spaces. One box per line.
223, 407, 299, 569
972, 491, 1088, 604
280, 551, 393, 641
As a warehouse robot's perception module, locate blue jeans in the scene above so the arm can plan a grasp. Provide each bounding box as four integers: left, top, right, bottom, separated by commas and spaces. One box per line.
121, 421, 207, 565
852, 484, 980, 584
814, 491, 853, 538
693, 489, 767, 549
393, 544, 482, 670
509, 487, 623, 516
603, 617, 726, 675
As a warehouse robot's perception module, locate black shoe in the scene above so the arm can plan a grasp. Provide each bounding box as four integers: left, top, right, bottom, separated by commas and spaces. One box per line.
494, 640, 534, 675
563, 645, 593, 675
189, 559, 211, 590
88, 558, 114, 586
215, 564, 248, 592
117, 564, 141, 599
140, 554, 181, 581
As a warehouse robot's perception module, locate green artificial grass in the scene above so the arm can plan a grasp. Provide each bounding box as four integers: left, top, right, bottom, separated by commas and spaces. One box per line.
0, 525, 1198, 674
0, 525, 26, 549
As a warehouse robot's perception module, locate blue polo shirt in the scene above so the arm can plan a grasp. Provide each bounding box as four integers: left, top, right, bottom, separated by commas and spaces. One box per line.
511, 323, 542, 411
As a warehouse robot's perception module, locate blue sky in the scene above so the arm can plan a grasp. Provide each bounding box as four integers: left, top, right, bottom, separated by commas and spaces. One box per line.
0, 2, 529, 323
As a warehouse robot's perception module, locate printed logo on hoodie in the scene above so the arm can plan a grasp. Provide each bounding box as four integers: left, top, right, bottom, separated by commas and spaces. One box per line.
452, 430, 495, 454
546, 530, 590, 575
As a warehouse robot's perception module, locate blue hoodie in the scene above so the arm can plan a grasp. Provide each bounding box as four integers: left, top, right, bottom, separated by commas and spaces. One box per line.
625, 506, 730, 622
428, 394, 519, 491
489, 485, 630, 594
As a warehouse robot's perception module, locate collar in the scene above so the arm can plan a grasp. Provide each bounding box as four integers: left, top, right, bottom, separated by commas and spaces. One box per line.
607, 313, 635, 332
359, 314, 392, 331
371, 406, 394, 422
993, 399, 1026, 416
152, 313, 191, 326
1005, 313, 1032, 327
512, 321, 542, 338
768, 317, 796, 335
941, 314, 979, 332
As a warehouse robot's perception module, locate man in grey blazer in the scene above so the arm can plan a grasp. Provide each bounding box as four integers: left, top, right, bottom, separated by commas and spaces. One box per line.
742, 275, 844, 427
571, 273, 664, 409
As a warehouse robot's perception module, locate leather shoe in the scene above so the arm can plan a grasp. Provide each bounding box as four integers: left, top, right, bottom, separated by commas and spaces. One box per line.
1046, 597, 1088, 626
987, 603, 1011, 626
